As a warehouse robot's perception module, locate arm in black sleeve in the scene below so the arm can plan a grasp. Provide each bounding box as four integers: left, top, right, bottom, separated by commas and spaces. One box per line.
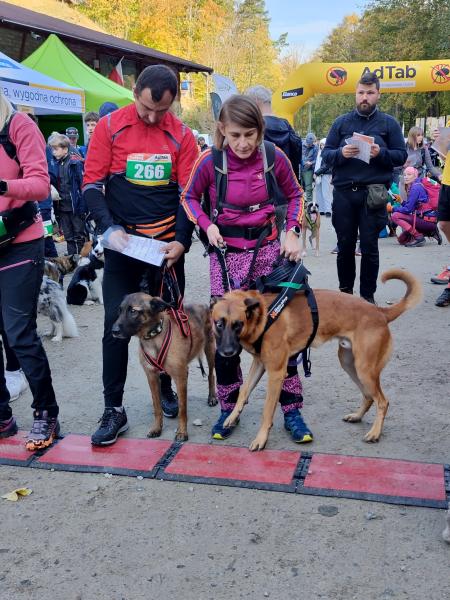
321, 118, 346, 168
175, 203, 195, 252
83, 184, 114, 234
372, 116, 407, 169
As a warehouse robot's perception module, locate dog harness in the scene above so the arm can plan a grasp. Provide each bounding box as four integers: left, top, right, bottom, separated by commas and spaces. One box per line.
139, 266, 191, 372
251, 260, 319, 377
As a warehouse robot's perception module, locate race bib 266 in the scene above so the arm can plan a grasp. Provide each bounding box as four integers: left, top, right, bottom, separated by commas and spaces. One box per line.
126, 153, 172, 186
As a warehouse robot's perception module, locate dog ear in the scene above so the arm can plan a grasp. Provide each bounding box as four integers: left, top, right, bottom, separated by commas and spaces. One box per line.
149, 297, 171, 314
209, 296, 220, 310
244, 297, 260, 320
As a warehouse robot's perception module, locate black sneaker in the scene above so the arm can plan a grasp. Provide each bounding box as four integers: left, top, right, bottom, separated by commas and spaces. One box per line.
0, 416, 18, 439
435, 288, 450, 307
25, 410, 60, 451
160, 378, 179, 418
91, 408, 128, 446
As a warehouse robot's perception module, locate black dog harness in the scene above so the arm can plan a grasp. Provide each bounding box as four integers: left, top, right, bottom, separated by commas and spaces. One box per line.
251, 261, 319, 377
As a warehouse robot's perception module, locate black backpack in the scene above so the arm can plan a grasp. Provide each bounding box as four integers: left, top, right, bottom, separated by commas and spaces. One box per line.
0, 112, 18, 163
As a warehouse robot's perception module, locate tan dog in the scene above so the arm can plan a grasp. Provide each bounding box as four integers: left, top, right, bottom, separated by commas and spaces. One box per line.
301, 201, 321, 257
112, 293, 217, 441
211, 269, 422, 451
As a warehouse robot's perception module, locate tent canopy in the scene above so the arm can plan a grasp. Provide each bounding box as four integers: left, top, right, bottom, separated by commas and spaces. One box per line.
0, 50, 84, 114
23, 34, 133, 113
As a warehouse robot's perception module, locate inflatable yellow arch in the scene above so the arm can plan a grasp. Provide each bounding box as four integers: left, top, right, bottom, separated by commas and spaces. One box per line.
273, 60, 450, 124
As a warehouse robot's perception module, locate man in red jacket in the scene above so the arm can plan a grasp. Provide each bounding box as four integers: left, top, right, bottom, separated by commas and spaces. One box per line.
83, 65, 199, 446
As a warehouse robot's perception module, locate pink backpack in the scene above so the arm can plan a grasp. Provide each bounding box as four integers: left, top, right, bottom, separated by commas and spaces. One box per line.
418, 177, 440, 213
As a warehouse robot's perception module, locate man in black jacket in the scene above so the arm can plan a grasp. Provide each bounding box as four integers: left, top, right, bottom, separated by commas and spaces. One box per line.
322, 72, 407, 303
245, 85, 302, 236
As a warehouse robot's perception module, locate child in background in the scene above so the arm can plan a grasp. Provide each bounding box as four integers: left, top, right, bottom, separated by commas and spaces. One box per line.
80, 112, 99, 158
48, 133, 86, 255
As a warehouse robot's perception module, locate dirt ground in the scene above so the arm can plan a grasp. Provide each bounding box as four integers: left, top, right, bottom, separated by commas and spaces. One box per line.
1, 219, 449, 600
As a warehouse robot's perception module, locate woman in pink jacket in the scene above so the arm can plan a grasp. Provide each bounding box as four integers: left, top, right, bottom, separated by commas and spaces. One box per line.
182, 95, 313, 444
0, 93, 59, 450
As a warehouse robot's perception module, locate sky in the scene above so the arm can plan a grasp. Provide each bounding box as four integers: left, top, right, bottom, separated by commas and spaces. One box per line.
265, 0, 364, 58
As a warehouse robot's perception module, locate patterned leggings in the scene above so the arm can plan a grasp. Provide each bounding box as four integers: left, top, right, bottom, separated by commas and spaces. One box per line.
210, 241, 303, 413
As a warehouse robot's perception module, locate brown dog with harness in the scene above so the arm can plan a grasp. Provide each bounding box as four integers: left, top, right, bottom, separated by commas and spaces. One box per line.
211, 268, 422, 451
112, 292, 217, 442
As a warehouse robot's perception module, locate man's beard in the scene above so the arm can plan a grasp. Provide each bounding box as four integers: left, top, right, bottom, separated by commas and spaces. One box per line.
357, 101, 375, 115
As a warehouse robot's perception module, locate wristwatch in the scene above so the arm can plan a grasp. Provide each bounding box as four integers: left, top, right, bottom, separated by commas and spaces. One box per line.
0, 181, 7, 195
288, 225, 301, 237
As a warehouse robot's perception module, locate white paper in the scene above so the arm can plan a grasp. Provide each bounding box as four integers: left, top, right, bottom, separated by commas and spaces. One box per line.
345, 132, 375, 164
121, 234, 167, 266
431, 127, 450, 157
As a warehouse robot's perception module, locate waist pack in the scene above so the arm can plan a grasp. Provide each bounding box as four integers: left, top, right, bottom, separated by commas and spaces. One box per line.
366, 184, 389, 209
0, 202, 39, 250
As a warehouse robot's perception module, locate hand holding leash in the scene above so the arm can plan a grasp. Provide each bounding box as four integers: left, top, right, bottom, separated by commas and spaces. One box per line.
164, 241, 185, 268
206, 223, 224, 248
281, 230, 302, 262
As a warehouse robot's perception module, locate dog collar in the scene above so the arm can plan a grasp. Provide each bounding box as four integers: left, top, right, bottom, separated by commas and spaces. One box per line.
145, 319, 164, 340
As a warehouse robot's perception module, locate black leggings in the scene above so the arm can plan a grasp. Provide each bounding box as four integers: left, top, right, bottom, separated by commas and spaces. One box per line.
0, 239, 58, 420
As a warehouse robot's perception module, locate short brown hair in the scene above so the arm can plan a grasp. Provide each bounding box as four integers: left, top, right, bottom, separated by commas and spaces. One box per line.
84, 111, 99, 123
358, 71, 380, 90
214, 95, 264, 149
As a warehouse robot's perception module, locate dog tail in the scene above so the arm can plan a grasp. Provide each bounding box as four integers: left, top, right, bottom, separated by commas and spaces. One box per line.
379, 269, 423, 323
55, 293, 79, 338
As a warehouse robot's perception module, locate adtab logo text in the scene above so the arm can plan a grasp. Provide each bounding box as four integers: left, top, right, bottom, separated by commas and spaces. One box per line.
361, 65, 417, 79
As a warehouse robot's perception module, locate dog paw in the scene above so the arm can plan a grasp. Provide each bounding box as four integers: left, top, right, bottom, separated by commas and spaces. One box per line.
147, 429, 162, 438
363, 430, 380, 443
51, 336, 62, 342
249, 434, 268, 452
84, 300, 95, 306
342, 413, 362, 423
175, 431, 188, 442
207, 394, 218, 407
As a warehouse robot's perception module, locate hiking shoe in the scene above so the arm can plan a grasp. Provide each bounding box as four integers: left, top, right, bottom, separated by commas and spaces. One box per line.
5, 369, 28, 402
284, 409, 313, 443
405, 236, 425, 247
0, 416, 18, 438
25, 410, 60, 451
91, 407, 128, 446
431, 229, 443, 245
160, 385, 179, 418
435, 288, 450, 307
331, 246, 339, 254
212, 410, 239, 440
431, 268, 450, 285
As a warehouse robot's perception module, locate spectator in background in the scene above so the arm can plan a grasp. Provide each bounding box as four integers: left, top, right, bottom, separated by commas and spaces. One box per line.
98, 102, 119, 119
65, 127, 83, 157
48, 133, 86, 255
40, 145, 59, 257
80, 111, 100, 158
244, 84, 302, 237
314, 138, 333, 216
301, 133, 318, 202
198, 136, 208, 152
405, 126, 441, 180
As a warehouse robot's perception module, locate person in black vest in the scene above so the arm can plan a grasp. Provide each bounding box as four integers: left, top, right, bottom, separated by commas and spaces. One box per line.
245, 85, 302, 237
322, 72, 407, 303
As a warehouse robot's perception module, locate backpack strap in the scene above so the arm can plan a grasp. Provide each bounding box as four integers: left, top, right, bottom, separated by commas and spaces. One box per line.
0, 112, 18, 163
211, 146, 227, 223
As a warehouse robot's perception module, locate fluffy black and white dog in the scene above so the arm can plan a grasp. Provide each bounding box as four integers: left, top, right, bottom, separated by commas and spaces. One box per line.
66, 236, 104, 305
38, 276, 79, 342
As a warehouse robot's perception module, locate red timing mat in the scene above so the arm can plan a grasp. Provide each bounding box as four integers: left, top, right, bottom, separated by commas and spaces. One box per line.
0, 431, 33, 464
165, 443, 300, 485
304, 454, 446, 502
35, 434, 172, 473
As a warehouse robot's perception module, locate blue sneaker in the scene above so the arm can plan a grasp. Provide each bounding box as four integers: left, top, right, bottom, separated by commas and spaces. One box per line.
212, 410, 239, 440
284, 409, 313, 443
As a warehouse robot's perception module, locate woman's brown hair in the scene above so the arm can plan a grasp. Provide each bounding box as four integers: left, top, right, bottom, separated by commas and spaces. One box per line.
214, 95, 265, 149
407, 126, 424, 150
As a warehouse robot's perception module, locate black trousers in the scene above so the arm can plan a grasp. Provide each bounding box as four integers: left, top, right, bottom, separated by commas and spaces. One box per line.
332, 186, 388, 298
102, 248, 185, 407
0, 239, 58, 420
58, 211, 86, 255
